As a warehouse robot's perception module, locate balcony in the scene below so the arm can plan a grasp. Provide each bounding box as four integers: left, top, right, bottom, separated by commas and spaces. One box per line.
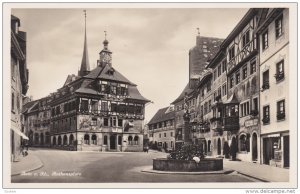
277, 112, 285, 121
261, 81, 270, 91
176, 134, 183, 141
262, 116, 270, 125
274, 72, 284, 82
223, 116, 239, 131
211, 120, 223, 131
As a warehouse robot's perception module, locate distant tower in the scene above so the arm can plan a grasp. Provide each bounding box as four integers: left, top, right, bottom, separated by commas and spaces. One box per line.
78, 10, 90, 77
97, 31, 112, 67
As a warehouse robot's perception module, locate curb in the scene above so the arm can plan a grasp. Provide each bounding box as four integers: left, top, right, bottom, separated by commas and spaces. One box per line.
235, 171, 269, 182
11, 155, 44, 176
141, 166, 234, 175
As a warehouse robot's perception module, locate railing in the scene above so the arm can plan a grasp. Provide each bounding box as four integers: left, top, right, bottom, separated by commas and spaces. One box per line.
274, 72, 284, 82
261, 81, 270, 91
277, 112, 285, 120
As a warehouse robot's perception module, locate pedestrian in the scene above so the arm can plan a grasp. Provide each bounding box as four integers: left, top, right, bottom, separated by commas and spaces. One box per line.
146, 145, 149, 153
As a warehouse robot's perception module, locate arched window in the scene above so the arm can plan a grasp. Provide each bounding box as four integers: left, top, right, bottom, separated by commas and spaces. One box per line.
104, 135, 108, 145
208, 140, 211, 152
134, 136, 139, 145
84, 134, 90, 144
128, 136, 133, 145
63, 135, 68, 145
58, 136, 62, 145
52, 136, 56, 145
92, 134, 97, 145
118, 136, 122, 145
239, 134, 250, 152
69, 134, 74, 145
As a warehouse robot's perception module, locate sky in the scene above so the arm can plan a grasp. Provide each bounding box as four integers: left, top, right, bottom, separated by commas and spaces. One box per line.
11, 8, 248, 122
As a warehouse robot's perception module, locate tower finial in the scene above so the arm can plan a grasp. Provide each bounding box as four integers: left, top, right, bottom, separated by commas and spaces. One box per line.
78, 9, 90, 77
104, 30, 107, 40
84, 10, 87, 32
197, 27, 200, 36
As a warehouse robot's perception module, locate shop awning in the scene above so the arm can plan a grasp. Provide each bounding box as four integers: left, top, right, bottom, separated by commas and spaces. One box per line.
11, 128, 29, 140
267, 134, 280, 138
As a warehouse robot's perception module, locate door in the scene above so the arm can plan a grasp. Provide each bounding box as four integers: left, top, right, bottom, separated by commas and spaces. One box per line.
263, 138, 270, 165
110, 135, 116, 150
283, 136, 289, 168
252, 133, 258, 161
217, 138, 221, 155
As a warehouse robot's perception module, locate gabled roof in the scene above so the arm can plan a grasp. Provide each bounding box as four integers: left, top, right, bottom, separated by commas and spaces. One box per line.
171, 83, 193, 104
22, 100, 37, 114
84, 64, 135, 85
126, 86, 150, 102
148, 107, 175, 125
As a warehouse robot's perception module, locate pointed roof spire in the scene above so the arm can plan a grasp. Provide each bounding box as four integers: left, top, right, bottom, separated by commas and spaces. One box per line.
79, 9, 90, 76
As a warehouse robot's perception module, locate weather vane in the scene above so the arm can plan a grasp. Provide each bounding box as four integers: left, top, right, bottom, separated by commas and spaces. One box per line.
197, 27, 200, 35
104, 30, 107, 40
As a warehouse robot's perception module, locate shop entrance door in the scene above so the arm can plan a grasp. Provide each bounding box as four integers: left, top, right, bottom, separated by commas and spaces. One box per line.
283, 136, 289, 168
263, 138, 270, 165
252, 133, 258, 161
110, 135, 116, 150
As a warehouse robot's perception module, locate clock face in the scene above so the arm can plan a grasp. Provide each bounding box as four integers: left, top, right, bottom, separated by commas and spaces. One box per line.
101, 53, 111, 63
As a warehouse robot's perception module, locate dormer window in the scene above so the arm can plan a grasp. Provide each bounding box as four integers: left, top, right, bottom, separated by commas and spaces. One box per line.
107, 68, 115, 76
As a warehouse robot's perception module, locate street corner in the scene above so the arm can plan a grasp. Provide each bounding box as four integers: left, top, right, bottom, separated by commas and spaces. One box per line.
11, 153, 44, 176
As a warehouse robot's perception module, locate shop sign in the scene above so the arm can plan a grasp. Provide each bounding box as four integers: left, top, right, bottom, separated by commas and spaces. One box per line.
244, 118, 258, 127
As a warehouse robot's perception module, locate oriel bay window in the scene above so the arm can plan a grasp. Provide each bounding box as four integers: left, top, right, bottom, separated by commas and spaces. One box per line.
262, 105, 270, 124
277, 100, 285, 120
275, 60, 284, 81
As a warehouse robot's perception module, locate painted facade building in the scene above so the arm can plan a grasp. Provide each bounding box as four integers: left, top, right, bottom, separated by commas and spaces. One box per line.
222, 8, 261, 163
148, 106, 175, 151
11, 15, 29, 161
257, 8, 289, 168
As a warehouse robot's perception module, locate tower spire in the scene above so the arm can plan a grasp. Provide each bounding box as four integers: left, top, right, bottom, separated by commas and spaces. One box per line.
78, 9, 90, 77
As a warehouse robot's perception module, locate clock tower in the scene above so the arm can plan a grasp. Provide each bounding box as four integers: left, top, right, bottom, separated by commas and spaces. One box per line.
98, 31, 112, 67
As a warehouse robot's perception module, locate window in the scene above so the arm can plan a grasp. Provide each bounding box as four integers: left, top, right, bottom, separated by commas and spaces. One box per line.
222, 83, 227, 96
222, 60, 227, 73
208, 100, 211, 112
242, 30, 250, 48
236, 72, 240, 84
240, 101, 250, 117
80, 99, 89, 112
91, 134, 97, 145
104, 118, 109, 126
229, 76, 234, 88
277, 100, 285, 120
200, 105, 203, 116
217, 87, 221, 97
84, 134, 90, 144
250, 58, 256, 74
101, 101, 108, 112
262, 30, 268, 50
134, 136, 139, 145
252, 97, 258, 113
111, 85, 117, 95
91, 100, 98, 113
207, 81, 211, 92
110, 117, 117, 127
164, 133, 166, 137
262, 70, 270, 90
204, 102, 208, 115
170, 132, 173, 137
118, 119, 123, 127
275, 15, 283, 38
111, 103, 118, 112
242, 66, 247, 80
91, 118, 97, 126
159, 133, 161, 138
262, 105, 270, 124
118, 104, 126, 114
11, 93, 15, 112
218, 65, 221, 77
275, 60, 284, 81
229, 46, 235, 60
104, 135, 108, 145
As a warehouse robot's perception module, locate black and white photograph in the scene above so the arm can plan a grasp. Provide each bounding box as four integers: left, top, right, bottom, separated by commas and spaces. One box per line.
2, 2, 298, 190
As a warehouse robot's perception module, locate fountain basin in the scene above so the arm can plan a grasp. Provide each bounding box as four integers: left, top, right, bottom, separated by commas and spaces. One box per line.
153, 158, 223, 172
